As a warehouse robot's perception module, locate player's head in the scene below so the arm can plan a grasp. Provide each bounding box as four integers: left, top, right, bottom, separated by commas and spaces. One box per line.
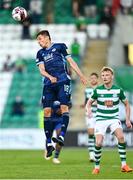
101, 66, 114, 85
36, 30, 51, 48
89, 72, 99, 87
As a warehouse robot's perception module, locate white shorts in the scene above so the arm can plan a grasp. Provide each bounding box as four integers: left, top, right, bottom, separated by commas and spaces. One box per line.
85, 116, 96, 129
95, 119, 122, 136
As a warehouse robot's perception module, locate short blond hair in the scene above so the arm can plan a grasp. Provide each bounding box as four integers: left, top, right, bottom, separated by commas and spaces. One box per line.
101, 66, 114, 75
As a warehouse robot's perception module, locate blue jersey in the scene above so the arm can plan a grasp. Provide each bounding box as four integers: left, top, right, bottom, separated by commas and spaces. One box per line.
36, 43, 71, 86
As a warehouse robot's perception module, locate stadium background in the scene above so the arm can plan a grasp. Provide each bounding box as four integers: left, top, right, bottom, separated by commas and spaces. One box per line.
0, 0, 133, 150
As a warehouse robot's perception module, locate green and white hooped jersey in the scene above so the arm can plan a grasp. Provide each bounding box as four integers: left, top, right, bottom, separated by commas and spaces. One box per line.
91, 84, 126, 121
85, 87, 97, 117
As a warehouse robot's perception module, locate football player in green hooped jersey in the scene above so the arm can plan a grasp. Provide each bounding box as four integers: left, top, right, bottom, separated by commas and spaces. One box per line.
83, 73, 99, 162
86, 66, 133, 174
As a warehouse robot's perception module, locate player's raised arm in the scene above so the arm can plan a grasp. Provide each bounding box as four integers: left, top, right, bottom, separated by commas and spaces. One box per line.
38, 63, 57, 83
123, 99, 132, 129
66, 56, 87, 85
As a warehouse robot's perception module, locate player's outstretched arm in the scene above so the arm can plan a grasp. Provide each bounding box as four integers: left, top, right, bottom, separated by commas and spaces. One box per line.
67, 57, 87, 85
123, 99, 132, 129
38, 64, 57, 83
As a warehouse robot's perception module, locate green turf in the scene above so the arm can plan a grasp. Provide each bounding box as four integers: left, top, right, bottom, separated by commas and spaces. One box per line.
0, 148, 133, 179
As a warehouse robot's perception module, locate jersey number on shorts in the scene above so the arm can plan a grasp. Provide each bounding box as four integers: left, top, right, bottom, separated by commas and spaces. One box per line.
64, 85, 70, 95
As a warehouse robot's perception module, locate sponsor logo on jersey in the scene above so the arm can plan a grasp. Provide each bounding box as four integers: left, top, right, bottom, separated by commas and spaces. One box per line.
43, 53, 53, 62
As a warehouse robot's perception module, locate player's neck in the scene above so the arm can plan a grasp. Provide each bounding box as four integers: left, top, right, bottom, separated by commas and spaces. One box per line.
91, 83, 98, 88
91, 85, 97, 89
46, 41, 52, 48
104, 82, 113, 89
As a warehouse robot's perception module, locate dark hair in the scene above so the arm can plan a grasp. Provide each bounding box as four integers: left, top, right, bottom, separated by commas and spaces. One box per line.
90, 72, 99, 78
36, 30, 51, 40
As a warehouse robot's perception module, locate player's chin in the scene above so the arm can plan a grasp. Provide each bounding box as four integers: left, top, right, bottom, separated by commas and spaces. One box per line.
39, 43, 45, 48
104, 80, 109, 84
40, 44, 44, 48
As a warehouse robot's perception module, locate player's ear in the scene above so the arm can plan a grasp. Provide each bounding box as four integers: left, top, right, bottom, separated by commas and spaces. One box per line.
46, 36, 50, 41
112, 74, 114, 80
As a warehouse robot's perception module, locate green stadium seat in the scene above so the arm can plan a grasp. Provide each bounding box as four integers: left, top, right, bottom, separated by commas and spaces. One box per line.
1, 58, 42, 128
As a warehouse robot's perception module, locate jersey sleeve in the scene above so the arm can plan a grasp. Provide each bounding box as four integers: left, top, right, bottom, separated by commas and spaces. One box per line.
91, 88, 97, 100
60, 43, 71, 58
35, 50, 44, 66
119, 88, 126, 101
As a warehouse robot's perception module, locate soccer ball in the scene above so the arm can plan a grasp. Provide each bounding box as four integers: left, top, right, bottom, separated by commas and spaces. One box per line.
12, 6, 28, 21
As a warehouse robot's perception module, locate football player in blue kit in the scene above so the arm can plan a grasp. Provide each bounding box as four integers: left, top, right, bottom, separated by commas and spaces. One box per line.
44, 100, 72, 163
44, 101, 62, 163
36, 30, 87, 157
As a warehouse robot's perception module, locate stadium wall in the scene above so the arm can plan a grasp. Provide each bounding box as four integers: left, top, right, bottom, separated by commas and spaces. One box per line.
0, 129, 133, 149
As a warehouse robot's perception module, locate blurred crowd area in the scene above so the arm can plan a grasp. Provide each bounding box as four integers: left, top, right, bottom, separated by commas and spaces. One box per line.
1, 0, 133, 62
0, 0, 133, 29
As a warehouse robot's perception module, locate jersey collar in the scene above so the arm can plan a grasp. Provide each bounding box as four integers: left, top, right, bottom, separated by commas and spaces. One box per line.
103, 84, 114, 90
46, 43, 54, 50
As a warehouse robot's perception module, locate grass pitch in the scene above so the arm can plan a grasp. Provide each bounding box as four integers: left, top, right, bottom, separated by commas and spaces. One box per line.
0, 148, 133, 179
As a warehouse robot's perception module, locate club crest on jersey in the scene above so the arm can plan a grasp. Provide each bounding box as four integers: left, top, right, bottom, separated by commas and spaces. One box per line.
52, 48, 56, 52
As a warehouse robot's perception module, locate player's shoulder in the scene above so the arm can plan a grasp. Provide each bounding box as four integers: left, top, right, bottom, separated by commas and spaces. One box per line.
37, 48, 45, 55
112, 84, 121, 89
53, 43, 67, 48
85, 86, 93, 91
96, 84, 122, 90
85, 86, 92, 90
95, 84, 104, 90
112, 84, 124, 92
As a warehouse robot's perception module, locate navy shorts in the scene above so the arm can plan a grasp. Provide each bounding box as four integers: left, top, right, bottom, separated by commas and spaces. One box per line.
42, 80, 71, 108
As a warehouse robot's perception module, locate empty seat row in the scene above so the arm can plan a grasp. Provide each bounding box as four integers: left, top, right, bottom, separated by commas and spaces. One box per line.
87, 24, 110, 39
